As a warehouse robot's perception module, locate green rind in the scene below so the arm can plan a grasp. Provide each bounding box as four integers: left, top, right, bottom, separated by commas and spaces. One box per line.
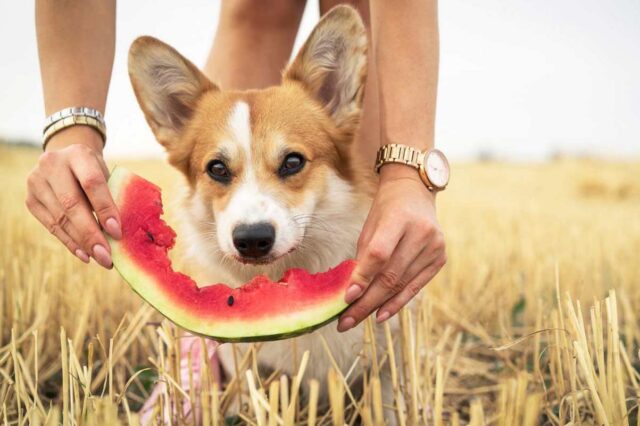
107, 166, 348, 343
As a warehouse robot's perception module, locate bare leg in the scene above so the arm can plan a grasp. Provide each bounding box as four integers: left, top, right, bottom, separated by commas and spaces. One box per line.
321, 0, 380, 166
204, 0, 307, 90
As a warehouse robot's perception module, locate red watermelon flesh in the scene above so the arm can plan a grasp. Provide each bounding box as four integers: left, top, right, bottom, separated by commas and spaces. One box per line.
107, 167, 355, 342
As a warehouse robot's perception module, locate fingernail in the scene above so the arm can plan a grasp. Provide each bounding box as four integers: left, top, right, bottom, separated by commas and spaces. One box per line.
376, 311, 390, 323
75, 249, 90, 263
345, 284, 362, 304
92, 244, 113, 269
338, 316, 356, 332
105, 218, 122, 240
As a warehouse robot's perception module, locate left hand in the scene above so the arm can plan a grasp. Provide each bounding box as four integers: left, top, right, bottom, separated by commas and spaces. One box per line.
337, 163, 446, 332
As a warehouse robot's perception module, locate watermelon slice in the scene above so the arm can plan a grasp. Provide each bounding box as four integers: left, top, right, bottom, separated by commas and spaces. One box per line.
107, 167, 355, 342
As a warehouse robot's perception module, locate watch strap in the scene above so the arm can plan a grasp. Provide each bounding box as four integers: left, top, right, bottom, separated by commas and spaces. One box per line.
374, 143, 423, 173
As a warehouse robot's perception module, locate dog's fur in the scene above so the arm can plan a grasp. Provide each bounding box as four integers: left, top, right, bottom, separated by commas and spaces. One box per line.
128, 5, 396, 416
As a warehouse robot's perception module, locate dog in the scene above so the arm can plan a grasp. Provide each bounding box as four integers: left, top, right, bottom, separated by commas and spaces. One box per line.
128, 5, 397, 421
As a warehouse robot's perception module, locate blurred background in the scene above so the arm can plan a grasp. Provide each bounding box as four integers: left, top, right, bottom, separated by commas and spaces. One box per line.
1, 0, 639, 160
1, 1, 640, 424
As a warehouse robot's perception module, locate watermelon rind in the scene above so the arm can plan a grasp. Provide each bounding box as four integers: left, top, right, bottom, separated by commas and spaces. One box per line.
107, 167, 352, 343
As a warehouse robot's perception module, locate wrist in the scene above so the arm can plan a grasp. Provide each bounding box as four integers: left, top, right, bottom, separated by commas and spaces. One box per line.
45, 125, 104, 153
378, 163, 422, 182
378, 163, 437, 203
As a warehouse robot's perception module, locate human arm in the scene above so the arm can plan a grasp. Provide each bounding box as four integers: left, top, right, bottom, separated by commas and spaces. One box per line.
25, 0, 120, 268
338, 0, 446, 331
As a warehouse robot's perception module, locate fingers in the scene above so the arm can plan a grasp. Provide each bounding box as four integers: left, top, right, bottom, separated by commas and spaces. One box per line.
338, 238, 433, 332
69, 155, 121, 239
375, 253, 447, 322
339, 221, 446, 332
28, 145, 111, 268
25, 196, 90, 263
344, 219, 404, 305
47, 169, 113, 268
27, 169, 85, 244
372, 229, 446, 322
26, 144, 118, 268
392, 241, 438, 291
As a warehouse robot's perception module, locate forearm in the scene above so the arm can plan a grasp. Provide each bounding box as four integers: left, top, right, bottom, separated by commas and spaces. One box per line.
370, 0, 439, 152
36, 0, 116, 151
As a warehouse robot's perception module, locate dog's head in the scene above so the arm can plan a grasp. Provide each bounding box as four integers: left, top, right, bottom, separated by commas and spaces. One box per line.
128, 6, 369, 270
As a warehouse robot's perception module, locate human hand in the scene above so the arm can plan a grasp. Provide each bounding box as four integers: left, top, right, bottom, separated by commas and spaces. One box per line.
25, 126, 121, 268
337, 164, 446, 332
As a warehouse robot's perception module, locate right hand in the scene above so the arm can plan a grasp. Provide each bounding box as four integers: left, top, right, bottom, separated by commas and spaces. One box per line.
25, 125, 121, 268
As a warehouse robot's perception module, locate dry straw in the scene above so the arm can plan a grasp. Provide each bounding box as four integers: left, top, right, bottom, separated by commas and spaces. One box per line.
1, 147, 640, 424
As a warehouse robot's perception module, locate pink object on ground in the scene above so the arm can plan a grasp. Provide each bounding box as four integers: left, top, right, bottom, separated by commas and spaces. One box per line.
139, 334, 221, 425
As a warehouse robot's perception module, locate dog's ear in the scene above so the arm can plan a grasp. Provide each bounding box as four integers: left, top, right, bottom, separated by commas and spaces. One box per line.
128, 36, 217, 153
283, 6, 367, 134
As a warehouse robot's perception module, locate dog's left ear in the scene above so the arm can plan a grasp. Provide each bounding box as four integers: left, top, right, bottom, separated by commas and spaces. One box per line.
284, 5, 367, 134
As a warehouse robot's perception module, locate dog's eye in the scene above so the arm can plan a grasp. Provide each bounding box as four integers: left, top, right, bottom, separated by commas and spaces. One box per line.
278, 153, 305, 178
206, 159, 231, 183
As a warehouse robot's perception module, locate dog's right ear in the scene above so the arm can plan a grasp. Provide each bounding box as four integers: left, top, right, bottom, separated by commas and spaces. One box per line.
128, 36, 217, 151
283, 6, 367, 136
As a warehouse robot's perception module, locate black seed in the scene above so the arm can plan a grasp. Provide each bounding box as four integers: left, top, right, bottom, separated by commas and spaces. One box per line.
227, 295, 234, 306
146, 231, 154, 242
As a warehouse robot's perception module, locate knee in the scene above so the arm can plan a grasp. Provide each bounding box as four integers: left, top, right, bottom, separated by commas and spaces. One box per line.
221, 0, 302, 32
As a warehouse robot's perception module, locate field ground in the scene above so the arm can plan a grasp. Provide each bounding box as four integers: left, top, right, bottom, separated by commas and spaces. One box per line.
1, 145, 639, 425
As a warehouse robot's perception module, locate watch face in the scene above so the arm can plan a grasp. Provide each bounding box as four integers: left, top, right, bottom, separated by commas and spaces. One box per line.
425, 149, 450, 188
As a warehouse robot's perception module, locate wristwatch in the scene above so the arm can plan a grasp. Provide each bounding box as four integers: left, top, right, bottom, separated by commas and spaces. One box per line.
375, 144, 450, 192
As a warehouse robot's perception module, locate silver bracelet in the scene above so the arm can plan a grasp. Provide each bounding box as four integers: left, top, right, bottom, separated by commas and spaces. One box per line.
43, 107, 105, 134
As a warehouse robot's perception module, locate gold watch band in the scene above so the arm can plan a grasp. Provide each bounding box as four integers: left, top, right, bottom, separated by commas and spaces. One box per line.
374, 143, 423, 173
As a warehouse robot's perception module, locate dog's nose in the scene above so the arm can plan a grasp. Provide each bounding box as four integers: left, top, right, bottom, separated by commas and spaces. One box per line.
232, 222, 275, 258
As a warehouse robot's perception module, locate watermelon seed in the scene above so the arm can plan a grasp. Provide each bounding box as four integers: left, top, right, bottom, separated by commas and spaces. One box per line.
227, 295, 234, 306
145, 231, 155, 243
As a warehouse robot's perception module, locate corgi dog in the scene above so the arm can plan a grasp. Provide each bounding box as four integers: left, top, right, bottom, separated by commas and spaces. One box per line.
128, 5, 397, 421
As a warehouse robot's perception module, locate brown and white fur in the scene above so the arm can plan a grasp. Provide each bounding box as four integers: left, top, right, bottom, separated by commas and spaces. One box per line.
128, 5, 395, 417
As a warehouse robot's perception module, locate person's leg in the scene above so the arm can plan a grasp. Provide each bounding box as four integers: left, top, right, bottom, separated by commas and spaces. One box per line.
320, 0, 380, 166
204, 0, 307, 90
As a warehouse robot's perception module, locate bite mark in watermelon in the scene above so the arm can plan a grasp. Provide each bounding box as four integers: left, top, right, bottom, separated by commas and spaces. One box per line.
107, 167, 355, 342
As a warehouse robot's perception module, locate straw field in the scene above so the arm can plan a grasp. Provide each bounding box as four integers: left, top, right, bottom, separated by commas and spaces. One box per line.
1, 144, 639, 425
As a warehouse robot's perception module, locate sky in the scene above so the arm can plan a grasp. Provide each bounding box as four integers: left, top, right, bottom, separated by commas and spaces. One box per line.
1, 0, 639, 161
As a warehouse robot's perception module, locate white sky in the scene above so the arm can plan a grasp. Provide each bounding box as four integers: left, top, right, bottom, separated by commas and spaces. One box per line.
1, 0, 639, 161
